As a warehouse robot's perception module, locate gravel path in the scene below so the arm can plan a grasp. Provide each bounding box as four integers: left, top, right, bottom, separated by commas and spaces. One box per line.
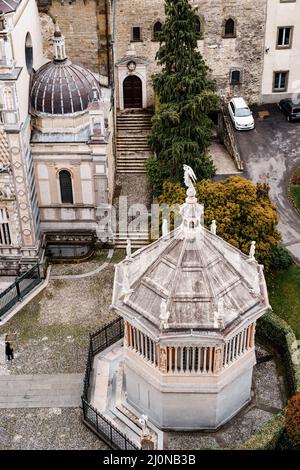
50, 249, 114, 280
0, 252, 123, 375
0, 407, 108, 450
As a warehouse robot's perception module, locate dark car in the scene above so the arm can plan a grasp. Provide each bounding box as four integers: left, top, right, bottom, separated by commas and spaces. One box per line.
278, 99, 300, 122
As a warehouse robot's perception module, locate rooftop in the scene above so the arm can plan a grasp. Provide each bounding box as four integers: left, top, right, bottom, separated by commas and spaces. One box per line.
0, 0, 21, 14
112, 168, 270, 335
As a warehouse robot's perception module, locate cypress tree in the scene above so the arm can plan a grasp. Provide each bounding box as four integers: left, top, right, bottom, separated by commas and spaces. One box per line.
147, 0, 219, 195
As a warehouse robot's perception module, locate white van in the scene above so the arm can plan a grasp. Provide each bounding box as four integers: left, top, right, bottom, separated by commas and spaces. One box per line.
228, 97, 255, 131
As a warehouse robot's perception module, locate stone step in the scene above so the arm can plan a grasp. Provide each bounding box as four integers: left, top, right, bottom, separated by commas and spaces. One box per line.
117, 163, 148, 167
116, 234, 149, 240
117, 165, 147, 169
117, 148, 150, 152
117, 136, 150, 140
116, 169, 147, 174
117, 116, 152, 121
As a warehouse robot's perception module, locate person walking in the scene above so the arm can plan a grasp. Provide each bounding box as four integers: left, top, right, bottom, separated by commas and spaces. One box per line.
5, 342, 14, 361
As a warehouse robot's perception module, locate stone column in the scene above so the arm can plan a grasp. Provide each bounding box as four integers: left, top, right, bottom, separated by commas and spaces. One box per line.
250, 323, 256, 348
124, 321, 129, 347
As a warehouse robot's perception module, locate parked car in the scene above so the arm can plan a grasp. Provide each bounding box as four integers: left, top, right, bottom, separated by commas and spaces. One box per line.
228, 97, 255, 131
278, 99, 300, 122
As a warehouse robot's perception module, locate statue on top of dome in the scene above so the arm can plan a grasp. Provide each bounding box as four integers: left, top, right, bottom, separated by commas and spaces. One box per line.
183, 165, 197, 189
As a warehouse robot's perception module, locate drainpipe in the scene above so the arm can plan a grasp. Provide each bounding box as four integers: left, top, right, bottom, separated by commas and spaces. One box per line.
105, 0, 111, 87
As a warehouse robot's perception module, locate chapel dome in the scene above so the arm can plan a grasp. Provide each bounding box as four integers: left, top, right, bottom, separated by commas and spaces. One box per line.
30, 60, 100, 116
30, 27, 100, 116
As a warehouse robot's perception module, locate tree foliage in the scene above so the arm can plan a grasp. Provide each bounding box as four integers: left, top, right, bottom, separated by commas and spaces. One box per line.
285, 394, 300, 445
148, 0, 219, 195
159, 176, 281, 267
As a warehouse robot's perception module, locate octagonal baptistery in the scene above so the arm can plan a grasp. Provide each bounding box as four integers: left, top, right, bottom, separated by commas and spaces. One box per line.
112, 184, 270, 431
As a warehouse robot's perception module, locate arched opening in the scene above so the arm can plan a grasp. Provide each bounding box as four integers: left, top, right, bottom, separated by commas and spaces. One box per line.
195, 17, 201, 34
25, 32, 33, 73
123, 75, 143, 109
153, 21, 162, 41
224, 18, 235, 38
3, 87, 14, 110
59, 170, 73, 204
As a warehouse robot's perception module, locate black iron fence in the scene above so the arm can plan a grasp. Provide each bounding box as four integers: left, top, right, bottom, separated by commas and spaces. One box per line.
0, 264, 42, 319
81, 317, 139, 450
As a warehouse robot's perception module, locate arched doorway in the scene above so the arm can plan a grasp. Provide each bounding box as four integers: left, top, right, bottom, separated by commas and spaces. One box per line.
123, 75, 143, 108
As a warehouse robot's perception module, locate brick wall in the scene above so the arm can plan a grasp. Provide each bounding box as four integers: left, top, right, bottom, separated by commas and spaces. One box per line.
38, 0, 99, 73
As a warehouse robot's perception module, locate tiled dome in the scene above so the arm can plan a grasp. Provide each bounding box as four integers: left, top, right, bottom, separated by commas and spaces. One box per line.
113, 184, 270, 333
30, 59, 100, 116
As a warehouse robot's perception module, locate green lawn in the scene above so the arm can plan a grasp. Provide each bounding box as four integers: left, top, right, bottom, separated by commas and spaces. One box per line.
267, 265, 300, 338
290, 167, 300, 211
290, 185, 300, 211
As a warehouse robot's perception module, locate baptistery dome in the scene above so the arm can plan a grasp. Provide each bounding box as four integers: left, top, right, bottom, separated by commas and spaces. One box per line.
30, 28, 100, 116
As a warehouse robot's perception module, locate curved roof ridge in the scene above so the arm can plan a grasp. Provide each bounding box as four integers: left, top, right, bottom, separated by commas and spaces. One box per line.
30, 59, 101, 116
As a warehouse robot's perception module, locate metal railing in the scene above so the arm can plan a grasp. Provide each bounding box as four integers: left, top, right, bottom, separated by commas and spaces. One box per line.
0, 264, 41, 319
81, 317, 139, 450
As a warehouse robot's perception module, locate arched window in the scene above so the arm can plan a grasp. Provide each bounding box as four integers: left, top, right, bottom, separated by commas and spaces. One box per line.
153, 21, 162, 41
231, 70, 241, 85
195, 17, 201, 34
59, 170, 73, 204
224, 18, 236, 38
3, 87, 14, 110
25, 33, 33, 73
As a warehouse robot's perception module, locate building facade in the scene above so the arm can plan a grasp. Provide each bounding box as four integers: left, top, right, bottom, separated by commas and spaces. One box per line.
37, 0, 113, 85
113, 0, 268, 111
30, 28, 113, 249
0, 1, 113, 272
262, 0, 300, 103
0, 0, 45, 275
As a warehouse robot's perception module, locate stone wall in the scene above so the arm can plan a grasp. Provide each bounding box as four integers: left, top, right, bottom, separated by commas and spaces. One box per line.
114, 0, 267, 108
38, 0, 99, 73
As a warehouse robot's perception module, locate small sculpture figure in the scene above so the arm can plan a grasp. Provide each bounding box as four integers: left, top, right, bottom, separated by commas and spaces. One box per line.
249, 241, 256, 260
126, 238, 132, 260
162, 218, 168, 237
183, 165, 197, 189
122, 265, 132, 295
138, 414, 150, 436
159, 299, 170, 329
210, 219, 217, 235
159, 347, 168, 372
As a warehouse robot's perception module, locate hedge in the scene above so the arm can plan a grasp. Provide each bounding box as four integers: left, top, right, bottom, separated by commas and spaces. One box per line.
239, 311, 300, 450
238, 413, 285, 450
256, 310, 300, 396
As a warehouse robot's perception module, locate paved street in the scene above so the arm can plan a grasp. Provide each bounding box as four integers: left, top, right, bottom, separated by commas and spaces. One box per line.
235, 104, 300, 264
0, 374, 82, 408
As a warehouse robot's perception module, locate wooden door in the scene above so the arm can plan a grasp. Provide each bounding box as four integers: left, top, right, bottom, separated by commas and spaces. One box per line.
123, 75, 143, 108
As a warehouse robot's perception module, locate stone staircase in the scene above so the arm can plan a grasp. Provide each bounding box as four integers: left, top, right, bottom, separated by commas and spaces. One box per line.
114, 230, 150, 249
116, 112, 153, 173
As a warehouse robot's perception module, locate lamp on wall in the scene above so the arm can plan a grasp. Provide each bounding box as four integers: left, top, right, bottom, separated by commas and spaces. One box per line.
265, 47, 270, 54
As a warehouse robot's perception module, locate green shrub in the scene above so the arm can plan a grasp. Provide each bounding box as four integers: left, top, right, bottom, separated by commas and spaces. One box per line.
270, 246, 293, 270
238, 413, 285, 450
257, 311, 300, 396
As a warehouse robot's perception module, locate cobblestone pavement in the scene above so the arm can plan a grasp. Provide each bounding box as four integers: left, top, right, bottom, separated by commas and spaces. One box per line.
0, 407, 108, 450
49, 248, 110, 277
0, 251, 125, 376
0, 374, 82, 409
